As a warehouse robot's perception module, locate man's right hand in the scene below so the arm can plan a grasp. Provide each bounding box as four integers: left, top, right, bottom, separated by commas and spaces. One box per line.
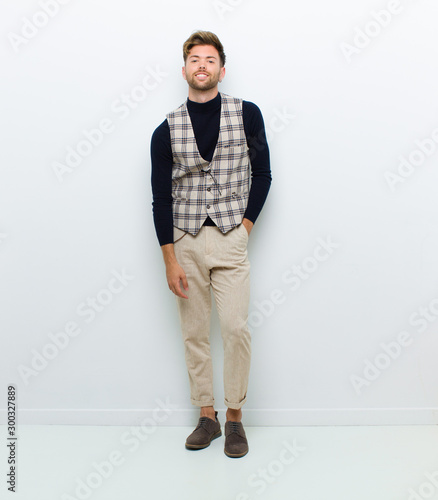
166, 261, 189, 299
161, 243, 189, 299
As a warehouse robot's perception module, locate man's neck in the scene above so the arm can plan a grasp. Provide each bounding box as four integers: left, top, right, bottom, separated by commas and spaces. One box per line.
187, 87, 219, 103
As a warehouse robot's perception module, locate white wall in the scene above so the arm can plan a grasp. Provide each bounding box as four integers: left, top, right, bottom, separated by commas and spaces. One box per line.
1, 0, 438, 426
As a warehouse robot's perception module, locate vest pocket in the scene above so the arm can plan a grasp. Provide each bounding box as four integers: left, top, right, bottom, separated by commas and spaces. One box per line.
216, 143, 249, 159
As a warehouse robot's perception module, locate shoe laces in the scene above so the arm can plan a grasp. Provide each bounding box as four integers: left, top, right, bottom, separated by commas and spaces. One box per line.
195, 416, 213, 431
228, 421, 241, 434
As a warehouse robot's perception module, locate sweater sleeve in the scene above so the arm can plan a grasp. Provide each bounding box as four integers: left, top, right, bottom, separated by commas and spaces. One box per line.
150, 119, 174, 246
242, 101, 272, 224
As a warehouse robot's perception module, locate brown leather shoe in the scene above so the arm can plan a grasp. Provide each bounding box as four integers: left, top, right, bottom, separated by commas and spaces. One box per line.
185, 411, 222, 450
224, 420, 249, 458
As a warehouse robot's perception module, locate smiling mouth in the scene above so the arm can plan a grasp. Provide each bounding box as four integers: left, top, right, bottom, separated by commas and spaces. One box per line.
195, 73, 209, 78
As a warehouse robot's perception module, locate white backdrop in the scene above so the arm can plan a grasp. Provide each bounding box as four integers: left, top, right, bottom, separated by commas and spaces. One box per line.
1, 0, 438, 426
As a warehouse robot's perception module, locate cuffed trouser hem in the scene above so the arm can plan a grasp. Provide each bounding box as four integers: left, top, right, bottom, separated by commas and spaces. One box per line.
191, 398, 215, 407
225, 395, 247, 410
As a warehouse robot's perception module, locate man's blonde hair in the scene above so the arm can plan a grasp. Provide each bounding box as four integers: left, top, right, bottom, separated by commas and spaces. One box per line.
183, 30, 226, 67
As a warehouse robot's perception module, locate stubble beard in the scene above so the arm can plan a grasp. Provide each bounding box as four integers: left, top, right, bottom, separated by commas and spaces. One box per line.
187, 70, 221, 92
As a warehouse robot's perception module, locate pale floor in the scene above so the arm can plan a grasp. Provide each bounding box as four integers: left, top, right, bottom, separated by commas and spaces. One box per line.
2, 423, 438, 500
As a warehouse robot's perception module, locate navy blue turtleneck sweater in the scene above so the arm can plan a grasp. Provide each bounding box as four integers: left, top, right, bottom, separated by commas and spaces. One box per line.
151, 92, 272, 246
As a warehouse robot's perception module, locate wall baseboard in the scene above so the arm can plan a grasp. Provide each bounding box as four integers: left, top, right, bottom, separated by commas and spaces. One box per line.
3, 407, 438, 426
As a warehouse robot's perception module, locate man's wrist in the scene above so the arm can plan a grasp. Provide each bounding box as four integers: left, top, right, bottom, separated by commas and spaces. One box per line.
161, 243, 177, 266
242, 217, 254, 235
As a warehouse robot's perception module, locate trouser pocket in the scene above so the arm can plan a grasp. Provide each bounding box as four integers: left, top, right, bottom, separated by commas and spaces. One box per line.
173, 226, 188, 244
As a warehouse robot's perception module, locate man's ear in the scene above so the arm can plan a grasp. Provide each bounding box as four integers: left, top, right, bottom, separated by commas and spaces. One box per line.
182, 66, 187, 81
219, 66, 226, 83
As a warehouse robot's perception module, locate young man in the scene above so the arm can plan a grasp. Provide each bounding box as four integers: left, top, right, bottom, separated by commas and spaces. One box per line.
151, 31, 271, 458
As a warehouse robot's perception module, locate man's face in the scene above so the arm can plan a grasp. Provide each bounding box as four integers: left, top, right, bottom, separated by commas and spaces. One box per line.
182, 45, 225, 92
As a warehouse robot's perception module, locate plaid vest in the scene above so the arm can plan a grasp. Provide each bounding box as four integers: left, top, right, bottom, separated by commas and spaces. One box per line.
166, 92, 250, 235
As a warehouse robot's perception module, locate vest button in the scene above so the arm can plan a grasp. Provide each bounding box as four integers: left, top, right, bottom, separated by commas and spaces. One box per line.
206, 205, 211, 209
207, 187, 211, 192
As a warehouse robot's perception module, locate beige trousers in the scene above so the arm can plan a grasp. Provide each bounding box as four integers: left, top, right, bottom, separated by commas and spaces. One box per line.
173, 223, 251, 410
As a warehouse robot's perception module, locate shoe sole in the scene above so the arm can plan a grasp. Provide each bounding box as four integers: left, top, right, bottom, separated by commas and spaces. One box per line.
185, 430, 222, 450
224, 447, 249, 458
